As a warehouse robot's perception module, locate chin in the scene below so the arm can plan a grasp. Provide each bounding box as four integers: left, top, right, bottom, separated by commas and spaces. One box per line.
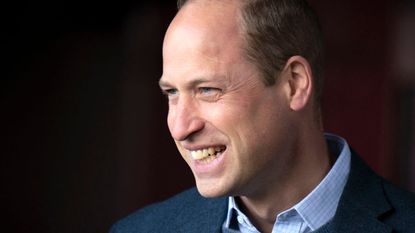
195, 179, 230, 198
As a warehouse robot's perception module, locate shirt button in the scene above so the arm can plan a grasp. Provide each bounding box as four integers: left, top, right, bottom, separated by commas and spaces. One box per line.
237, 215, 244, 224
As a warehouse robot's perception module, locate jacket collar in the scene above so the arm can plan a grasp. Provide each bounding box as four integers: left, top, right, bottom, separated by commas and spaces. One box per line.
314, 151, 393, 233
168, 188, 228, 233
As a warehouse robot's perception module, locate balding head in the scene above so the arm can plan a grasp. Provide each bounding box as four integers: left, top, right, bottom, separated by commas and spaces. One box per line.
163, 0, 244, 74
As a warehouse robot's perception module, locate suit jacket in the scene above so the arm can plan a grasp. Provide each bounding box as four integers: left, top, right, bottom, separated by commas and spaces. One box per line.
110, 152, 415, 233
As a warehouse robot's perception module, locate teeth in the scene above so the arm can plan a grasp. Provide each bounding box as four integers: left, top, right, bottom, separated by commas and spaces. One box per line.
190, 146, 225, 160
202, 149, 209, 158
191, 150, 204, 160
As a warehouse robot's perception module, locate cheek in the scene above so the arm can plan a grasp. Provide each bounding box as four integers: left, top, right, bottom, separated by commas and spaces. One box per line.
206, 102, 257, 149
231, 100, 284, 148
206, 99, 249, 122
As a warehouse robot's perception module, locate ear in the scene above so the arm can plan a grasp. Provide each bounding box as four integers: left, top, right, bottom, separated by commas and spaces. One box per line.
283, 56, 313, 111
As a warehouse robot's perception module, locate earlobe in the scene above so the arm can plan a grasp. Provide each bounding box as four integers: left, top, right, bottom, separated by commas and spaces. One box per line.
284, 56, 313, 111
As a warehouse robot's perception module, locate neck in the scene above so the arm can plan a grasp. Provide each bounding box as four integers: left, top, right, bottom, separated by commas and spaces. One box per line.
237, 130, 331, 233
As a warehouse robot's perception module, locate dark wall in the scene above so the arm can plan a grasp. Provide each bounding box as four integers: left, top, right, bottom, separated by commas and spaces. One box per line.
314, 0, 415, 186
2, 1, 189, 232
2, 0, 414, 232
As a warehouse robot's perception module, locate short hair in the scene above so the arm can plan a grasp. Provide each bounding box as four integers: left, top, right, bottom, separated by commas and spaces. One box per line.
177, 0, 325, 113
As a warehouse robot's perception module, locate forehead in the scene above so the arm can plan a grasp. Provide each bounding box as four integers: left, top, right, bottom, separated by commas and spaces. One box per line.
161, 0, 248, 84
173, 0, 242, 33
167, 1, 245, 56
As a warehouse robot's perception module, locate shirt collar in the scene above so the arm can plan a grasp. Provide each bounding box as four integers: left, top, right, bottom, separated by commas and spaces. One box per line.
224, 133, 351, 231
294, 133, 351, 230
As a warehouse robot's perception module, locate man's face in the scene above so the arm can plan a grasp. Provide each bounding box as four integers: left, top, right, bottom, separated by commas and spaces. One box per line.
160, 1, 296, 198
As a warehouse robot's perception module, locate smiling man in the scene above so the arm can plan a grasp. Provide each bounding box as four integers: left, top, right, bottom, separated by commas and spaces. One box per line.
110, 0, 415, 232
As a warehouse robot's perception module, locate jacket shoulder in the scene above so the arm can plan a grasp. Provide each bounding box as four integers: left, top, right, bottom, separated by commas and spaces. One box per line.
110, 188, 227, 233
382, 181, 415, 231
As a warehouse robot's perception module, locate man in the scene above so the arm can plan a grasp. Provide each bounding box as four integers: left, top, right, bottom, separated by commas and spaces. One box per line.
111, 0, 415, 232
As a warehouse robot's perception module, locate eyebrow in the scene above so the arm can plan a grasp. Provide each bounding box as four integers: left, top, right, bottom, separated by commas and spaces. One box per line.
158, 78, 170, 88
158, 76, 220, 89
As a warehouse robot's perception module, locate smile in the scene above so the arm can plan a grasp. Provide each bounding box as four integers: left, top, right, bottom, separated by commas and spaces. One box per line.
190, 146, 226, 162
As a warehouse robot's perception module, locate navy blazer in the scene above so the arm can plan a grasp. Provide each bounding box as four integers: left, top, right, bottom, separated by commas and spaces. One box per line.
110, 153, 415, 233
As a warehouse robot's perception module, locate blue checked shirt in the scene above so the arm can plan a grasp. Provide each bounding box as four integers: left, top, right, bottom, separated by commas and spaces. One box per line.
222, 133, 351, 233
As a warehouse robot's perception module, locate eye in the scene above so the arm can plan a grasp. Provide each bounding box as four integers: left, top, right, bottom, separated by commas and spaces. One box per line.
199, 87, 221, 94
162, 88, 179, 99
198, 87, 222, 101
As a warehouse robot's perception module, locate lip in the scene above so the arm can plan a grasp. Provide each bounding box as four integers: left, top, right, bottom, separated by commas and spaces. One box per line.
191, 148, 227, 176
183, 144, 225, 151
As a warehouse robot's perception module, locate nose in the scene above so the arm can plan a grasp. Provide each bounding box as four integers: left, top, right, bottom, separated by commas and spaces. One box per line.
167, 96, 204, 141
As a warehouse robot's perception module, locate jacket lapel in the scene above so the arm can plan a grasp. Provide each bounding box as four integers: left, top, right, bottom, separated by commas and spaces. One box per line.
167, 188, 228, 233
314, 152, 392, 233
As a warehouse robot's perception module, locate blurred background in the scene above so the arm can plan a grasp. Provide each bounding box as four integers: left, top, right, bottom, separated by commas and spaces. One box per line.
2, 0, 414, 232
